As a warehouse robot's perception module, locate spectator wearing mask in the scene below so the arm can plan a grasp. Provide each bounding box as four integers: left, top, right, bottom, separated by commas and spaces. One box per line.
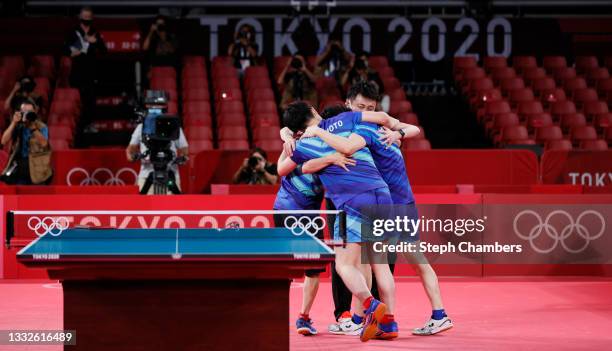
64, 6, 107, 127
278, 54, 317, 110
3, 76, 44, 117
233, 147, 278, 185
227, 24, 259, 71
315, 39, 352, 83
143, 15, 179, 68
1, 98, 52, 185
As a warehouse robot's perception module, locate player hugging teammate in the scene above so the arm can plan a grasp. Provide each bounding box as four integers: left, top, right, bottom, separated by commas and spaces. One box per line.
274, 81, 453, 341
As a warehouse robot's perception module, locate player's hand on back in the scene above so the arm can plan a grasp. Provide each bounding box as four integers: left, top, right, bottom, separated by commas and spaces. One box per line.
328, 152, 356, 172
301, 126, 322, 139
283, 140, 295, 157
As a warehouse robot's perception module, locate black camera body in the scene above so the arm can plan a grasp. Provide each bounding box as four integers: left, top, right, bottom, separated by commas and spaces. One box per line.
22, 111, 38, 123
291, 58, 303, 70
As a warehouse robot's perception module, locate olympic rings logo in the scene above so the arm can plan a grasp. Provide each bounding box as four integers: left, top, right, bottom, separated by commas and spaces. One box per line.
513, 210, 606, 254
284, 216, 326, 236
27, 216, 70, 237
66, 167, 138, 186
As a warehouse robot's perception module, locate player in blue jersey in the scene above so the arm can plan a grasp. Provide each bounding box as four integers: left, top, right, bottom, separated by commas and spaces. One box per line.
273, 153, 355, 336
277, 101, 413, 342
307, 81, 453, 337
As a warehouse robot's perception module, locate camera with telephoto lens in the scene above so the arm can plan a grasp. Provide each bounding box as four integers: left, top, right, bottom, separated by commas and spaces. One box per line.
134, 90, 184, 194
291, 57, 303, 70
22, 111, 38, 123
248, 156, 260, 169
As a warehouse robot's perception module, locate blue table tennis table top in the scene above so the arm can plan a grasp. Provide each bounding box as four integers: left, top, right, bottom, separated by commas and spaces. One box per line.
17, 227, 335, 260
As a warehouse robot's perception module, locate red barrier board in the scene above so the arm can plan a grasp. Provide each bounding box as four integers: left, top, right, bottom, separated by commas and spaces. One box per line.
541, 150, 612, 187
404, 150, 538, 185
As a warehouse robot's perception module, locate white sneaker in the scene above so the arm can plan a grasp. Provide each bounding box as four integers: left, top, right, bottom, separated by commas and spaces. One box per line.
328, 319, 364, 336
412, 316, 453, 335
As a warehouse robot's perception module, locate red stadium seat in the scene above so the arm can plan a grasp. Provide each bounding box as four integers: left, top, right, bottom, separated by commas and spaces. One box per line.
248, 89, 275, 106
487, 113, 519, 137
183, 114, 212, 127
526, 113, 554, 133
378, 66, 395, 79
213, 78, 240, 90
253, 126, 282, 141
188, 140, 213, 153
517, 101, 544, 119
184, 127, 213, 141
216, 113, 246, 127
382, 77, 401, 91
215, 88, 242, 102
479, 100, 511, 123
500, 125, 529, 144
535, 126, 564, 143
483, 56, 507, 72
458, 67, 485, 86
49, 139, 69, 150
183, 88, 210, 102
594, 113, 612, 132
48, 126, 73, 142
219, 140, 249, 150
506, 139, 536, 145
28, 55, 55, 80
472, 89, 502, 110
570, 125, 598, 142
467, 78, 494, 95
509, 88, 535, 107
575, 56, 599, 74
550, 100, 577, 119
540, 88, 567, 109
54, 88, 80, 103
217, 100, 244, 115
369, 56, 389, 70
250, 113, 280, 128
500, 77, 525, 95
532, 77, 556, 96
552, 67, 577, 85
183, 78, 209, 90
453, 56, 477, 75
218, 126, 248, 140
583, 101, 609, 119
572, 88, 599, 108
184, 101, 212, 115
151, 66, 176, 79
389, 100, 412, 115
167, 101, 178, 115
251, 101, 278, 115
586, 67, 610, 86
512, 56, 537, 72
398, 112, 419, 125
597, 78, 612, 97
389, 88, 407, 101
402, 139, 432, 150
560, 113, 587, 133
545, 139, 573, 150
256, 139, 283, 152
606, 127, 612, 144
50, 100, 78, 117
490, 67, 517, 83
522, 67, 547, 86
579, 139, 608, 150
319, 98, 344, 111
245, 79, 272, 91
563, 77, 588, 94
543, 56, 567, 72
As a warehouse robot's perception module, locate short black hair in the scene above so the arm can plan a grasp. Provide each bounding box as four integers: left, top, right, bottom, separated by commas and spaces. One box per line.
251, 147, 267, 160
347, 81, 380, 102
283, 101, 314, 133
321, 104, 351, 119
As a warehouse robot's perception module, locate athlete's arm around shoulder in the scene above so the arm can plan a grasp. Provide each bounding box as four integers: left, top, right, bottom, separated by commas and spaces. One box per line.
361, 111, 420, 137
302, 126, 366, 155
277, 150, 298, 177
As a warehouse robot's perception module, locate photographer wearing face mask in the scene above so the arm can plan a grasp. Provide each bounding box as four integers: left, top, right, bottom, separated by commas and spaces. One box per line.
1, 99, 52, 185
278, 54, 317, 110
232, 147, 278, 185
315, 39, 352, 83
227, 24, 259, 71
63, 6, 107, 128
3, 76, 44, 116
143, 15, 179, 68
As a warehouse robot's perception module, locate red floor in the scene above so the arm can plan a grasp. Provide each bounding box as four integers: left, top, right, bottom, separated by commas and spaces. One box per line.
1, 278, 612, 350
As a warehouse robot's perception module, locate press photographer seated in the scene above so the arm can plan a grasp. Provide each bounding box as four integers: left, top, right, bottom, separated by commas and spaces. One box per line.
1, 98, 52, 185
232, 147, 278, 185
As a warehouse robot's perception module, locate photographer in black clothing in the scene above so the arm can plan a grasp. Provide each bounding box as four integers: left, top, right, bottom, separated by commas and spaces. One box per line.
278, 54, 317, 110
232, 147, 278, 185
3, 76, 44, 116
227, 24, 259, 71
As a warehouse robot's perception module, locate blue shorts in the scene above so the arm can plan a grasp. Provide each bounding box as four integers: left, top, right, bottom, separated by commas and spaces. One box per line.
334, 187, 393, 243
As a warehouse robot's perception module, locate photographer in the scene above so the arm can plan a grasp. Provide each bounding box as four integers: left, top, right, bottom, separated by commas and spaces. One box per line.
232, 147, 278, 185
1, 99, 52, 185
227, 24, 259, 71
143, 15, 179, 68
3, 76, 44, 116
278, 54, 317, 110
315, 39, 352, 83
341, 51, 389, 112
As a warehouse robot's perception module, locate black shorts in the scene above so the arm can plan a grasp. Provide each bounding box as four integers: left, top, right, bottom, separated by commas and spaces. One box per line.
274, 212, 327, 277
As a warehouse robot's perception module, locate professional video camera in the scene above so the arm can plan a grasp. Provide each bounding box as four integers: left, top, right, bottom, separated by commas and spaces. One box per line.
133, 90, 186, 195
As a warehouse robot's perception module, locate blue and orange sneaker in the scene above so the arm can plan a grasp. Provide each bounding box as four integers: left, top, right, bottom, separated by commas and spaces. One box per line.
375, 321, 399, 340
359, 298, 387, 342
296, 318, 317, 336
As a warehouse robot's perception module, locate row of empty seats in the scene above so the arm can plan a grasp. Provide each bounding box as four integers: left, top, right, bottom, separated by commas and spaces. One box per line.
455, 55, 612, 150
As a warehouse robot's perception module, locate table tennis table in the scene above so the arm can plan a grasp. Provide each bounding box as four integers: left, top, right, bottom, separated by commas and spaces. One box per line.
18, 227, 334, 351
